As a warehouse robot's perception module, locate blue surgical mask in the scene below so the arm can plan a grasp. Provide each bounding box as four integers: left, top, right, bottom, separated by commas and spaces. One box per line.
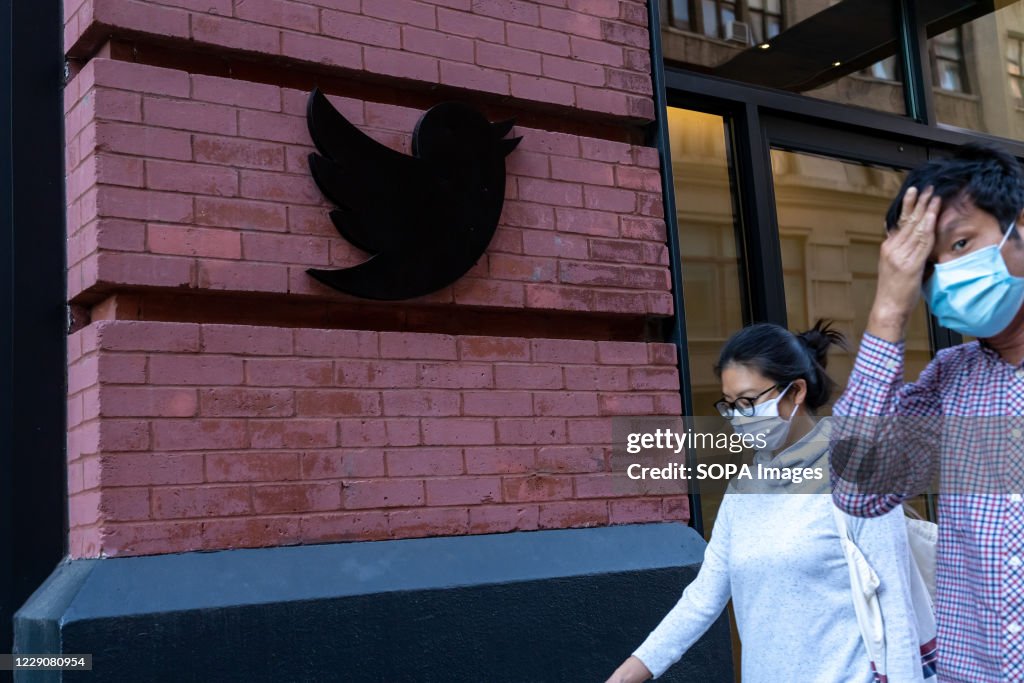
924, 222, 1024, 338
731, 383, 800, 452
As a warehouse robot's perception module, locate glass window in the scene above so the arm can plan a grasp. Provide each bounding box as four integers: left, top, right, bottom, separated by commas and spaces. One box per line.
932, 1, 1024, 141
659, 0, 906, 116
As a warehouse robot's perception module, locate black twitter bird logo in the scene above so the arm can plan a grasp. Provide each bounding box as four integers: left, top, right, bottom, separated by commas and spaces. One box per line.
305, 88, 522, 300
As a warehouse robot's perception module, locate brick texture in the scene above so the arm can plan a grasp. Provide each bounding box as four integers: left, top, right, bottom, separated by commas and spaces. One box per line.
65, 59, 670, 315
66, 321, 686, 558
64, 0, 653, 120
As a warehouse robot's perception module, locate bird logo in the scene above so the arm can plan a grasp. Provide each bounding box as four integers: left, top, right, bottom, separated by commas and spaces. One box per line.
305, 88, 522, 300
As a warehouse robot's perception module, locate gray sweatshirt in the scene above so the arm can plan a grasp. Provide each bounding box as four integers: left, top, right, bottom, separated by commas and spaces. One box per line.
632, 420, 922, 682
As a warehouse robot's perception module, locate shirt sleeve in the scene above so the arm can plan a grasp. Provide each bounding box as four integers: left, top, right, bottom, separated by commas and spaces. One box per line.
830, 333, 943, 518
632, 497, 733, 679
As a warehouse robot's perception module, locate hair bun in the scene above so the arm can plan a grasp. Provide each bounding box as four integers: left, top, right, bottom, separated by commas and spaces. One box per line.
796, 319, 847, 370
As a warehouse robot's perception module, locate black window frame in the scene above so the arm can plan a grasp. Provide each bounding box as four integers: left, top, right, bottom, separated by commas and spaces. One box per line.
650, 0, 1024, 535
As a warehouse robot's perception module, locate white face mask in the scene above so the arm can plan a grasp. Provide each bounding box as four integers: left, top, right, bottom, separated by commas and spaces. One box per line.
730, 383, 801, 452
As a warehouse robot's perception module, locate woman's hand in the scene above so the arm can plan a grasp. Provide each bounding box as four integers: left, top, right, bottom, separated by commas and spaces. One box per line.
604, 655, 653, 683
868, 185, 941, 342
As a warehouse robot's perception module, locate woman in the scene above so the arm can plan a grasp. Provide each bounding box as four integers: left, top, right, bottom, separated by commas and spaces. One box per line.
606, 321, 922, 683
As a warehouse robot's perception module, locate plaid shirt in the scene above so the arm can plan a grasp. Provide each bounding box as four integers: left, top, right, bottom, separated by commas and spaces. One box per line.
832, 333, 1024, 683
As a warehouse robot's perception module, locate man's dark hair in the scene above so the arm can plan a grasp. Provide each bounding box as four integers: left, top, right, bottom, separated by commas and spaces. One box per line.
884, 142, 1024, 233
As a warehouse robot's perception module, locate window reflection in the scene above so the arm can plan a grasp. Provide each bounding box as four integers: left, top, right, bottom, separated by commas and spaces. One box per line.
931, 1, 1024, 141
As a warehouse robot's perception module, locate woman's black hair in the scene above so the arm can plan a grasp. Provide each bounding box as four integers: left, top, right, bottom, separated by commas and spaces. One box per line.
713, 319, 847, 412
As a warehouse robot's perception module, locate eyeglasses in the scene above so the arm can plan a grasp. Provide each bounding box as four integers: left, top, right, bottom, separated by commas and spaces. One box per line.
714, 384, 782, 419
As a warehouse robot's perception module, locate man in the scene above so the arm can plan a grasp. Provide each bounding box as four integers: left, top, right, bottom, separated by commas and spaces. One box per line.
832, 142, 1024, 682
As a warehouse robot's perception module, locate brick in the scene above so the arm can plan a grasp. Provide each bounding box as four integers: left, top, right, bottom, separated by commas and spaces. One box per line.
152, 419, 247, 450
421, 418, 495, 445
252, 483, 341, 514
494, 364, 562, 390
237, 110, 308, 145
102, 520, 204, 556
517, 177, 582, 206
506, 23, 567, 56
322, 10, 400, 47
191, 74, 281, 111
458, 337, 529, 362
426, 476, 501, 505
92, 59, 190, 98
96, 219, 146, 252
101, 453, 202, 488
206, 451, 301, 482
199, 387, 294, 417
509, 74, 575, 107
589, 238, 643, 263
241, 232, 328, 265
575, 86, 629, 116
365, 0, 436, 28
472, 0, 538, 24
145, 159, 238, 196
437, 8, 504, 42
143, 97, 237, 135
418, 363, 492, 389
532, 338, 596, 364
503, 474, 572, 502
389, 507, 468, 537
538, 500, 608, 528
344, 479, 424, 509
295, 328, 378, 358
440, 62, 510, 95
96, 252, 193, 288
381, 390, 459, 417
101, 488, 151, 522
496, 418, 566, 444
404, 26, 472, 61
542, 54, 604, 86
199, 325, 291, 355
574, 473, 642, 498
555, 207, 619, 236
301, 450, 385, 479
534, 391, 599, 416
300, 511, 389, 543
519, 230, 586, 260
649, 343, 678, 365
387, 448, 463, 477
295, 389, 381, 416
152, 485, 250, 518
195, 196, 287, 230
95, 420, 148, 453
364, 47, 440, 82
193, 135, 285, 171
246, 358, 333, 386
197, 260, 288, 292
69, 491, 101, 526
469, 504, 539, 533
601, 18, 648, 47
97, 354, 147, 384
250, 420, 337, 448
234, 0, 318, 32
101, 386, 197, 417
475, 42, 542, 76
149, 355, 243, 385
280, 30, 363, 69
597, 341, 647, 364
380, 332, 456, 360
598, 393, 654, 415
94, 89, 143, 122
500, 201, 554, 229
388, 418, 422, 447
199, 516, 301, 550
337, 419, 388, 447
452, 278, 525, 307
336, 360, 417, 388
563, 365, 629, 391
147, 225, 240, 259
606, 67, 652, 95
537, 445, 605, 473
463, 391, 532, 416
464, 446, 535, 474
91, 121, 190, 162
550, 156, 614, 186
630, 367, 679, 391
619, 216, 665, 240
191, 14, 280, 54
610, 498, 663, 524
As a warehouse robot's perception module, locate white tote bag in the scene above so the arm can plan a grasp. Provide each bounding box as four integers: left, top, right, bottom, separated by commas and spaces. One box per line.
832, 504, 937, 682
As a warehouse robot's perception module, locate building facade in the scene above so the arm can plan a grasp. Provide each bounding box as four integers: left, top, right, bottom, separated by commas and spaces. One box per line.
5, 0, 1024, 681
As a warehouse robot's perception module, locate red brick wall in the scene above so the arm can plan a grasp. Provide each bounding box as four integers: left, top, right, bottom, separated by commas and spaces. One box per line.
68, 321, 685, 557
62, 0, 685, 559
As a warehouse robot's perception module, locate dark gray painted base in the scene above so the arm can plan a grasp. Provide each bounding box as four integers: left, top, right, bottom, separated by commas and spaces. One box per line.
15, 523, 733, 682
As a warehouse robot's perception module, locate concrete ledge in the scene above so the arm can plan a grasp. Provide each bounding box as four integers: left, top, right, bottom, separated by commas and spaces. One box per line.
15, 523, 733, 682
